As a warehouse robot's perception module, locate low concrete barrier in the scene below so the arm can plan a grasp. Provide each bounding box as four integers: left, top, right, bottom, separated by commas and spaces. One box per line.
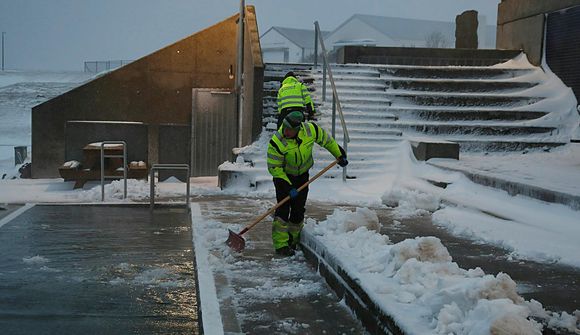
301, 230, 402, 335
429, 162, 580, 211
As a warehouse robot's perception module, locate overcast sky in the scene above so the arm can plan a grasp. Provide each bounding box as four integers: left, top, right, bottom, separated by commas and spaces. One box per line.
0, 0, 500, 71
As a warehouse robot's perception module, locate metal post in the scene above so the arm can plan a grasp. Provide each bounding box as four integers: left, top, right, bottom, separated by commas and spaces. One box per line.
331, 95, 336, 138
322, 57, 327, 102
150, 168, 155, 210
342, 139, 348, 182
149, 164, 190, 210
313, 26, 318, 67
1, 32, 5, 71
100, 141, 127, 201
236, 0, 245, 148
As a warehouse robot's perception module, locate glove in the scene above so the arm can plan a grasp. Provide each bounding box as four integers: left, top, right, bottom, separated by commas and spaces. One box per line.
289, 188, 299, 199
337, 156, 348, 167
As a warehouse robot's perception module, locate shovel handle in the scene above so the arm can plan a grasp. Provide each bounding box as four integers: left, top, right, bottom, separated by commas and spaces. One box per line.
239, 159, 339, 236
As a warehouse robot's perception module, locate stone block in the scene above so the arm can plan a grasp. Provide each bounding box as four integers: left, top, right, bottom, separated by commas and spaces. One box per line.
456, 10, 479, 49
218, 169, 253, 190
410, 139, 459, 161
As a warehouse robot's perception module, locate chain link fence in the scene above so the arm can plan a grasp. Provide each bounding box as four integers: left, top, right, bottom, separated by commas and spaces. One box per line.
84, 60, 133, 74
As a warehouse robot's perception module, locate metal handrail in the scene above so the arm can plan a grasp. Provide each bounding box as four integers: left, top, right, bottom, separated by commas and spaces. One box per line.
149, 164, 191, 210
314, 21, 350, 181
100, 141, 127, 201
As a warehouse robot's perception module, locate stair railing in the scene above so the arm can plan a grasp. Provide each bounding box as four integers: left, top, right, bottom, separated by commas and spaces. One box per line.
314, 21, 350, 181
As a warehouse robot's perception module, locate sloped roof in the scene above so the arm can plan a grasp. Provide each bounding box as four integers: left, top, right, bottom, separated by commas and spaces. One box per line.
261, 26, 330, 49
336, 14, 456, 42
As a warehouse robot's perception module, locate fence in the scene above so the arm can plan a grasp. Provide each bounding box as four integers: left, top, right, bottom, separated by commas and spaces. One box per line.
84, 60, 133, 74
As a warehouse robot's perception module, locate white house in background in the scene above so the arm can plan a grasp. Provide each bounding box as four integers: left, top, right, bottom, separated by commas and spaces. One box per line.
260, 26, 329, 63
324, 14, 496, 50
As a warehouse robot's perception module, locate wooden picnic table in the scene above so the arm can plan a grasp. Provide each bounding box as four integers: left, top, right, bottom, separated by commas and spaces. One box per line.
58, 142, 148, 189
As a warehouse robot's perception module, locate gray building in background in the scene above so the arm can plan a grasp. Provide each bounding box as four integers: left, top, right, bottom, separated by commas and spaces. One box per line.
325, 14, 496, 51
260, 26, 329, 63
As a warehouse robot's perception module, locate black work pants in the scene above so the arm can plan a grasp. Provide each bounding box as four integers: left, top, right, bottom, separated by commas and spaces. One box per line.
273, 173, 309, 223
277, 107, 306, 129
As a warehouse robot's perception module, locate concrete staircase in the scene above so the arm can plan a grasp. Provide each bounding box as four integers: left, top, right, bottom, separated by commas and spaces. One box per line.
219, 58, 575, 188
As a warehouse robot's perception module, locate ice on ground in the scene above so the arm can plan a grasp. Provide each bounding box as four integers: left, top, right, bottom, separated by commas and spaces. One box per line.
22, 255, 49, 265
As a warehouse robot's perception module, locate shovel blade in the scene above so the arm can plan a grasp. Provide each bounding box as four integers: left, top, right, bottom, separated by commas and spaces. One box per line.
226, 229, 246, 252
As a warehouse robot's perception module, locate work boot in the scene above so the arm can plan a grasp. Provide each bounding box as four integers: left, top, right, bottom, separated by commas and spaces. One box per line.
275, 246, 295, 257
288, 220, 303, 250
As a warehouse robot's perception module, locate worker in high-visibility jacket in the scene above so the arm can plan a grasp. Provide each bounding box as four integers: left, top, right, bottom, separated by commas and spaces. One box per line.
276, 71, 316, 129
267, 111, 348, 256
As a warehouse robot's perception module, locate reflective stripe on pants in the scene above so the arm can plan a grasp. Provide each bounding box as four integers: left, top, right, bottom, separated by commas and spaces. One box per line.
272, 217, 289, 250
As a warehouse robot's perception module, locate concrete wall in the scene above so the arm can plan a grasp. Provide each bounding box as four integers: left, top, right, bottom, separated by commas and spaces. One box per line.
32, 6, 263, 178
64, 121, 149, 164
243, 6, 264, 147
497, 0, 580, 65
158, 124, 190, 182
337, 46, 521, 66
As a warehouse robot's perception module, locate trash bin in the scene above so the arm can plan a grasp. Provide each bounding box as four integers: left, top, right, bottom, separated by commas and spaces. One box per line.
14, 146, 27, 165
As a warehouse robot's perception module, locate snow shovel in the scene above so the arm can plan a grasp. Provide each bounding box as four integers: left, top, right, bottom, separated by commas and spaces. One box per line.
226, 159, 339, 252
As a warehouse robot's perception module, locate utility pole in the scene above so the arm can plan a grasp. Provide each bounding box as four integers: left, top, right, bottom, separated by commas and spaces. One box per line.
236, 0, 245, 148
1, 32, 5, 71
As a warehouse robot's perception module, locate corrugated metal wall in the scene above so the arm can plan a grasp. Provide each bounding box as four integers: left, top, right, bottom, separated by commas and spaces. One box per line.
191, 89, 237, 177
546, 5, 580, 102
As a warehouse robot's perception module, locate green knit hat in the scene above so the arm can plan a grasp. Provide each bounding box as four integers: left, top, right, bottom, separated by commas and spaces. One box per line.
282, 111, 304, 130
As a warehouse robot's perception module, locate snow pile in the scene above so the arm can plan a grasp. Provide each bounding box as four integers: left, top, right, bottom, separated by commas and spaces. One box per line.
62, 160, 80, 169
304, 208, 569, 335
382, 187, 440, 218
74, 179, 150, 202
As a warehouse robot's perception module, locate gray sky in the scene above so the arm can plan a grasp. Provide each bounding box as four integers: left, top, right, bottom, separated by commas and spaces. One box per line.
0, 0, 500, 71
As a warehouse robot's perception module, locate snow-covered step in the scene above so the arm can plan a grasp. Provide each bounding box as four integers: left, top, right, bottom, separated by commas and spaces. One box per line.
338, 111, 397, 120
346, 142, 402, 152
378, 66, 538, 80
337, 104, 391, 112
332, 96, 392, 106
312, 75, 385, 83
388, 107, 548, 121
334, 134, 402, 143
334, 127, 402, 136
322, 81, 386, 91
388, 93, 542, 108
313, 68, 380, 78
315, 90, 391, 101
443, 138, 567, 152
388, 123, 558, 136
385, 79, 538, 93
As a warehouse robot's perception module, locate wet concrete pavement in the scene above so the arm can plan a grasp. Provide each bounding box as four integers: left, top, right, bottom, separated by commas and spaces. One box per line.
196, 194, 578, 334
196, 196, 367, 335
1, 197, 577, 334
0, 205, 199, 334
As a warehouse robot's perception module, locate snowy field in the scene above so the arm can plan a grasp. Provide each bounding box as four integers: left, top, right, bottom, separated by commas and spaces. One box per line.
1, 70, 579, 334
0, 70, 93, 178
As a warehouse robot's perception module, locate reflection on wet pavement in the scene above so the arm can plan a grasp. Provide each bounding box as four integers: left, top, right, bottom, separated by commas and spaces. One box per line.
197, 196, 367, 335
0, 205, 199, 334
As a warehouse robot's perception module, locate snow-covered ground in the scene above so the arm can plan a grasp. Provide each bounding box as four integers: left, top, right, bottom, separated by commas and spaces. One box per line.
0, 70, 93, 178
1, 70, 579, 334
429, 145, 580, 197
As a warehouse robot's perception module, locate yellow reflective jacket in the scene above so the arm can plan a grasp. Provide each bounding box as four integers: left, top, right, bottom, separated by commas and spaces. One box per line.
277, 76, 314, 113
267, 122, 342, 185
